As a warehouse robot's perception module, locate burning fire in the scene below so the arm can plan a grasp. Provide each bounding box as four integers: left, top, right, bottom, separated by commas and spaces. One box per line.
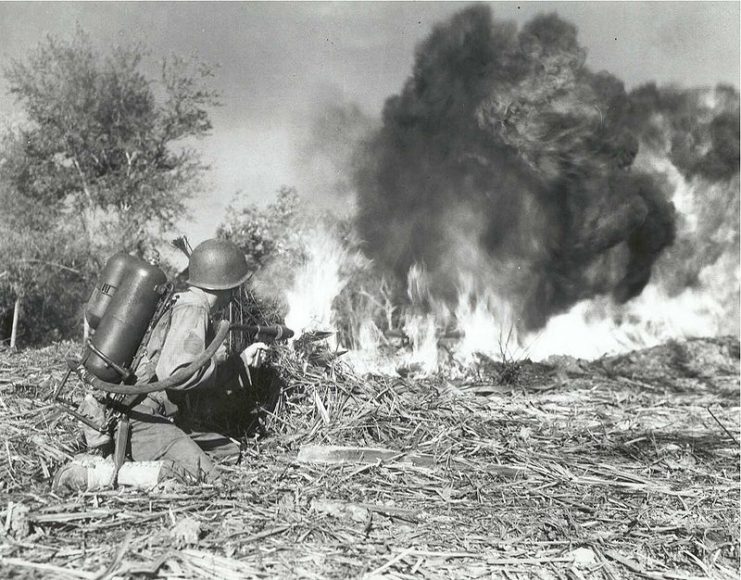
279, 147, 738, 375
283, 227, 354, 343
275, 8, 738, 375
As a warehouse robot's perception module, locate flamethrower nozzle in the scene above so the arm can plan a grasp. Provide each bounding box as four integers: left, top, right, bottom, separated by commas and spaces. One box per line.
229, 324, 295, 342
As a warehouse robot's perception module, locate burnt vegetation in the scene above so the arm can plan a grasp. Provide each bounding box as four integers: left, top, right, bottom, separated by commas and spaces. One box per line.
0, 336, 739, 578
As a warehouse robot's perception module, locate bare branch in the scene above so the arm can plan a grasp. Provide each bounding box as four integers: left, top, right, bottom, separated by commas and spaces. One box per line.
11, 259, 84, 277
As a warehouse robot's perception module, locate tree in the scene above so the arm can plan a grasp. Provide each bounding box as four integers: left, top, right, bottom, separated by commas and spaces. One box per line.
0, 215, 87, 347
0, 28, 218, 346
218, 186, 304, 272
213, 187, 305, 326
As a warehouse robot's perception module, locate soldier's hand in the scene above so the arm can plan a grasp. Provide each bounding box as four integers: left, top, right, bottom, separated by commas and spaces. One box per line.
240, 342, 269, 368
214, 343, 229, 365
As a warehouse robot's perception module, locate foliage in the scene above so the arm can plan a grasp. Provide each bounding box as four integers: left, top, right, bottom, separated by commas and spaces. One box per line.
217, 186, 305, 272
0, 28, 218, 346
0, 219, 91, 346
216, 187, 306, 321
3, 28, 218, 251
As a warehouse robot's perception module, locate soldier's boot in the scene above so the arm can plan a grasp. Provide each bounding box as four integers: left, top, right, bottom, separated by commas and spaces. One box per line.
52, 463, 88, 492
52, 455, 182, 493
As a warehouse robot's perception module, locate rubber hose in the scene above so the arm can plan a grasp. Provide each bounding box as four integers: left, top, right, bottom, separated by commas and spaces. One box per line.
83, 320, 230, 395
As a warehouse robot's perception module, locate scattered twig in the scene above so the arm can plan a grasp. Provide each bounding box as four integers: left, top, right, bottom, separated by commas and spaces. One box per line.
707, 406, 739, 445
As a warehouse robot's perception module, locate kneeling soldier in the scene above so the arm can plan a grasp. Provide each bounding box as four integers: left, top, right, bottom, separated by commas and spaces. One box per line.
55, 239, 267, 491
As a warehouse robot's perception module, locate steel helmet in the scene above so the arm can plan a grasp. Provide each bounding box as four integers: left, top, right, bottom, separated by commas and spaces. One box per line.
186, 239, 250, 290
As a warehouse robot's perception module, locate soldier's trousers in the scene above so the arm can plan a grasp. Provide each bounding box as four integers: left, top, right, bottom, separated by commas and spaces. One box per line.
127, 407, 240, 482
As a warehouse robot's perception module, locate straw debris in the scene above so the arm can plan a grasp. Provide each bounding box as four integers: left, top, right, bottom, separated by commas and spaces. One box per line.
0, 336, 738, 578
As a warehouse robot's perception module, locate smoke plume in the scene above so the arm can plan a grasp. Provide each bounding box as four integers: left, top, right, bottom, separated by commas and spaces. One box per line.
353, 5, 738, 333
294, 93, 376, 212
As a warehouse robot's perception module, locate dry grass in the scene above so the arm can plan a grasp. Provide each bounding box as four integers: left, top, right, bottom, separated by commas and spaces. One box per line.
0, 336, 739, 579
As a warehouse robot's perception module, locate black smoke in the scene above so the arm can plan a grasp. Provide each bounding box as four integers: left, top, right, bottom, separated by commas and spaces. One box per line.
626, 83, 740, 298
628, 83, 740, 182
354, 5, 737, 331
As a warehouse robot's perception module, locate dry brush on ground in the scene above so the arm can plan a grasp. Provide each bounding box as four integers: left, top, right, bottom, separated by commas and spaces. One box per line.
0, 336, 739, 579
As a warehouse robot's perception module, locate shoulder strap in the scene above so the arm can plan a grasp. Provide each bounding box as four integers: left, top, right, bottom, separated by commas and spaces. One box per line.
106, 303, 174, 411
133, 300, 176, 384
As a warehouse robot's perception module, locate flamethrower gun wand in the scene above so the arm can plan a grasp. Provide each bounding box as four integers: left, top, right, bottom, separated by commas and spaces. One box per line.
230, 324, 294, 343
228, 324, 294, 387
58, 322, 294, 399
53, 237, 294, 402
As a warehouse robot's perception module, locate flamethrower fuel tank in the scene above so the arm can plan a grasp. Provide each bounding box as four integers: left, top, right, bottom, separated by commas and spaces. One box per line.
83, 255, 167, 383
84, 252, 134, 329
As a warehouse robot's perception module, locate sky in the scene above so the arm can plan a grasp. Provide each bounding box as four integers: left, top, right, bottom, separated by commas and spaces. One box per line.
0, 1, 738, 245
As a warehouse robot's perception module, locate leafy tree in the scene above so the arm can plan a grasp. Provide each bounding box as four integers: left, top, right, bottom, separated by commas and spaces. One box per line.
213, 186, 305, 327
218, 186, 304, 272
0, 163, 96, 346
0, 28, 218, 347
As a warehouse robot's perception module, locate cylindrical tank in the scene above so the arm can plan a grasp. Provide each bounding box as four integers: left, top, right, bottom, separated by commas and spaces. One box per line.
84, 256, 167, 382
85, 253, 135, 329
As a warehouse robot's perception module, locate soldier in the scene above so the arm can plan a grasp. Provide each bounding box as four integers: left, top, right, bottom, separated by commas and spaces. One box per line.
54, 239, 267, 491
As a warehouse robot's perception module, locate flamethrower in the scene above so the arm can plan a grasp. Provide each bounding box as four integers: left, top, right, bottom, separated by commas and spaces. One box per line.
48, 243, 296, 488
57, 322, 294, 397
52, 244, 295, 426
230, 324, 294, 343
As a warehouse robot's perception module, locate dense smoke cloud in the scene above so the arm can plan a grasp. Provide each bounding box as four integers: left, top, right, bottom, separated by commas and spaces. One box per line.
354, 5, 738, 331
628, 83, 740, 316
629, 83, 739, 182
294, 95, 376, 211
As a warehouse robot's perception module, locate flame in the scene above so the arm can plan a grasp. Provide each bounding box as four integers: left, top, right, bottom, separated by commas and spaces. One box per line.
281, 148, 738, 374
523, 151, 739, 361
403, 313, 439, 372
283, 228, 352, 340
453, 276, 520, 364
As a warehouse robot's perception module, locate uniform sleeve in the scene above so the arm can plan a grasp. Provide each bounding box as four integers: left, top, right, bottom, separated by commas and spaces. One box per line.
155, 301, 217, 390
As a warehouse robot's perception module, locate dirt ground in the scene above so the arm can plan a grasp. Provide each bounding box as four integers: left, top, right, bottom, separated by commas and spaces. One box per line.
0, 336, 739, 579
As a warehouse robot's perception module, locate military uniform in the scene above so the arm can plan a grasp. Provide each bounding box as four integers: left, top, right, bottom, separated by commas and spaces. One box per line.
55, 239, 258, 492
128, 287, 240, 482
